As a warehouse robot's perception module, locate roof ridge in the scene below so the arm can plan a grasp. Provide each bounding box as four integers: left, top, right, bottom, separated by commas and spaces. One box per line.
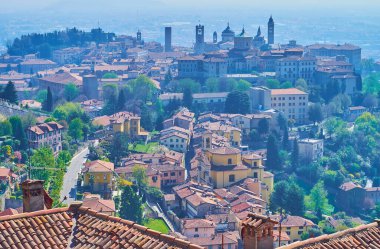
0, 207, 69, 222
279, 222, 379, 249
71, 203, 204, 249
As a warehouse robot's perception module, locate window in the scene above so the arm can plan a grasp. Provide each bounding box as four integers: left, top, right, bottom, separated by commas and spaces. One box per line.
229, 175, 235, 182
164, 173, 168, 177
195, 228, 198, 232
253, 172, 258, 178
170, 172, 175, 176
228, 158, 232, 164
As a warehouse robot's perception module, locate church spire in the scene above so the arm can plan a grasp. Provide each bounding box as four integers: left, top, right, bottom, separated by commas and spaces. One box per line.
257, 26, 261, 36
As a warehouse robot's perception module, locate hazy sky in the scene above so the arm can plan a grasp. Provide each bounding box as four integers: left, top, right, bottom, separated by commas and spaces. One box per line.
1, 0, 380, 13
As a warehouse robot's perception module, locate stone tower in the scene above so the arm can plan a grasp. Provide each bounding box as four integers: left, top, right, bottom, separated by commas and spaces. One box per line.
165, 27, 172, 52
202, 131, 213, 150
137, 30, 142, 43
268, 15, 274, 45
195, 24, 205, 44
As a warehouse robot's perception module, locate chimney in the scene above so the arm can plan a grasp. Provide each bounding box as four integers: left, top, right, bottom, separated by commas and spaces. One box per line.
22, 180, 52, 212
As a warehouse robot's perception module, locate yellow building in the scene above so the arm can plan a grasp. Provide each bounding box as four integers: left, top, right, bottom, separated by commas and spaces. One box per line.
109, 112, 149, 138
271, 215, 315, 243
205, 147, 273, 197
82, 160, 114, 197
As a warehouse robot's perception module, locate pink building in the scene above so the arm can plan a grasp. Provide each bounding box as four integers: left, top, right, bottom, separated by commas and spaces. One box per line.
26, 122, 64, 154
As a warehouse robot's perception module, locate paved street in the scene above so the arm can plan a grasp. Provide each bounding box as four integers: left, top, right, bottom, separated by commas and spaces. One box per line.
60, 147, 89, 205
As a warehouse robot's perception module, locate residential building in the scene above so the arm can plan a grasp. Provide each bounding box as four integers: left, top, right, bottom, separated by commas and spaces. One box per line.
271, 215, 315, 243
205, 213, 239, 233
177, 55, 228, 79
195, 121, 242, 147
160, 92, 229, 111
160, 132, 189, 153
305, 43, 361, 73
19, 59, 57, 74
52, 47, 84, 65
275, 56, 316, 84
38, 71, 82, 99
347, 106, 366, 121
26, 121, 64, 154
271, 88, 308, 124
163, 108, 195, 130
298, 139, 324, 163
118, 150, 186, 189
109, 111, 149, 139
336, 182, 365, 214
188, 232, 239, 249
181, 219, 216, 238
249, 86, 272, 111
82, 160, 114, 199
80, 99, 103, 118
82, 193, 116, 216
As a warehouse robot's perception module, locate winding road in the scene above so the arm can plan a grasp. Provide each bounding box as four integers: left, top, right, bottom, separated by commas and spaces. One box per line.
60, 147, 89, 205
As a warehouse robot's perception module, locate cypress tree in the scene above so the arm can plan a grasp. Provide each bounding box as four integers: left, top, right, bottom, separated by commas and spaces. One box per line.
117, 89, 126, 111
266, 133, 281, 170
291, 138, 299, 171
182, 87, 193, 109
43, 87, 53, 112
3, 81, 18, 104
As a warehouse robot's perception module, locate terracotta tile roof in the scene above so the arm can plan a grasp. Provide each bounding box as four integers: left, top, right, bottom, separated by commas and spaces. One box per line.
27, 121, 64, 135
188, 232, 238, 247
280, 221, 380, 249
0, 203, 204, 249
82, 194, 116, 213
0, 208, 18, 217
208, 147, 241, 155
270, 215, 315, 228
271, 88, 307, 95
183, 219, 215, 229
82, 160, 114, 173
339, 181, 363, 191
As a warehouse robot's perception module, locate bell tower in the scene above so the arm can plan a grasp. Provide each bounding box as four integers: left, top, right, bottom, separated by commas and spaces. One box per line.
268, 15, 274, 45
202, 131, 212, 150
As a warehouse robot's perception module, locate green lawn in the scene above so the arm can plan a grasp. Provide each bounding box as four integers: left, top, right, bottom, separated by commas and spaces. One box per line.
143, 218, 170, 234
130, 142, 159, 153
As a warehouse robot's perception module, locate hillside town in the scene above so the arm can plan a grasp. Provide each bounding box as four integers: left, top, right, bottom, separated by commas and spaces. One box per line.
0, 11, 380, 249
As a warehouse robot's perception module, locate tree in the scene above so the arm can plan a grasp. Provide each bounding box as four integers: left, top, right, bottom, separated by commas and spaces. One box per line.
206, 78, 219, 92
306, 181, 333, 219
36, 89, 48, 103
43, 87, 53, 112
119, 185, 143, 223
9, 116, 27, 150
141, 104, 153, 131
291, 139, 299, 171
295, 78, 308, 92
277, 112, 288, 131
270, 180, 305, 216
163, 70, 172, 89
38, 43, 52, 59
236, 79, 251, 91
30, 147, 55, 182
308, 103, 323, 125
282, 128, 289, 150
2, 81, 18, 104
225, 90, 250, 114
266, 134, 281, 170
117, 89, 126, 111
132, 166, 148, 191
0, 120, 12, 136
182, 87, 193, 109
102, 72, 118, 79
68, 118, 84, 142
64, 83, 79, 101
258, 119, 269, 135
280, 81, 292, 89
155, 113, 164, 131
104, 132, 129, 166
266, 79, 281, 89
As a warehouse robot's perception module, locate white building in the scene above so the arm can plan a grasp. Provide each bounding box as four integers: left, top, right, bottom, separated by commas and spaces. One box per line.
298, 138, 324, 162
275, 56, 316, 84
271, 88, 308, 124
160, 132, 189, 153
